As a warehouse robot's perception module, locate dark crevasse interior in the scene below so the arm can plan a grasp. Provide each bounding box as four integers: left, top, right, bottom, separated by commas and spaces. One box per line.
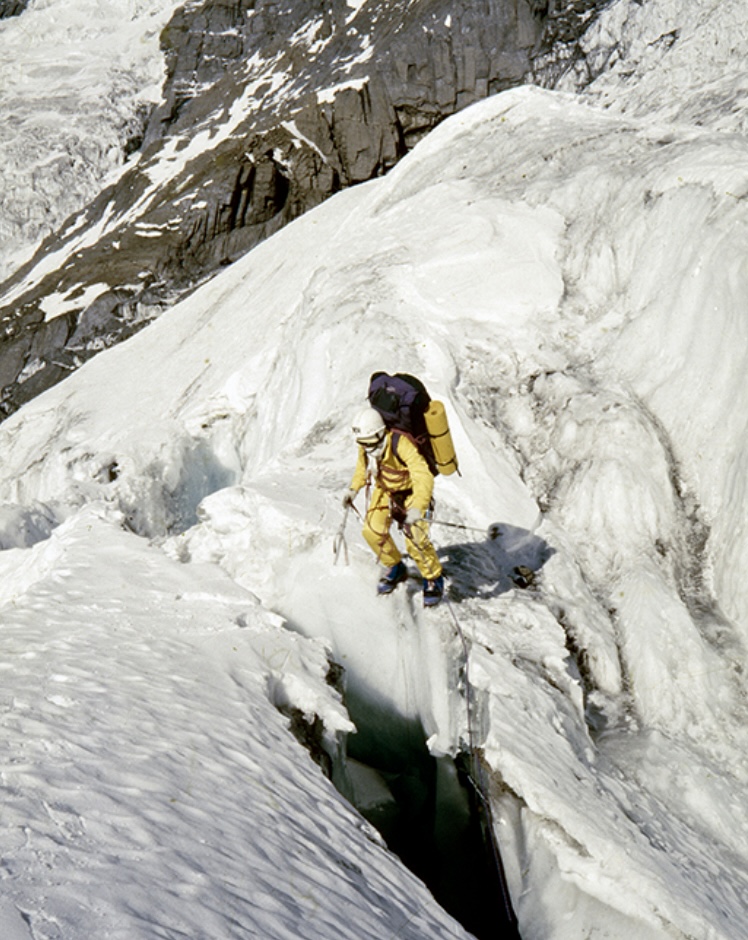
335, 686, 520, 940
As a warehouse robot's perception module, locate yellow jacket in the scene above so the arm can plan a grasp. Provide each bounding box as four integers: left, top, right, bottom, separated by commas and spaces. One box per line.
350, 431, 434, 511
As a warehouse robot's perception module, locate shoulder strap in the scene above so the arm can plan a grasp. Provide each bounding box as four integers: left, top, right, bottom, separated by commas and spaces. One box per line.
391, 431, 405, 466
391, 430, 423, 465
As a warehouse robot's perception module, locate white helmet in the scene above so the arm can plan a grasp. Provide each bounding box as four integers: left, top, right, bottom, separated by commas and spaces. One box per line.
351, 407, 386, 446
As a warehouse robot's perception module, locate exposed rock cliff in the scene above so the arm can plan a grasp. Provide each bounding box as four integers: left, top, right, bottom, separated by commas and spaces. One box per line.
0, 0, 607, 416
0, 1, 29, 18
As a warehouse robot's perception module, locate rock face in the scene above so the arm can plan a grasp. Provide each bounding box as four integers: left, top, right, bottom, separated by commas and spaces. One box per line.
0, 0, 604, 417
0, 1, 29, 18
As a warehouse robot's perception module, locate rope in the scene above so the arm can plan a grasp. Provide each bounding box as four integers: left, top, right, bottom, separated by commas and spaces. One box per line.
444, 595, 476, 754
444, 594, 521, 936
431, 518, 489, 536
333, 495, 520, 934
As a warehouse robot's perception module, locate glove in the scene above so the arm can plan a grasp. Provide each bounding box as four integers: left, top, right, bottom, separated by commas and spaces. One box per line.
404, 507, 422, 526
342, 488, 357, 509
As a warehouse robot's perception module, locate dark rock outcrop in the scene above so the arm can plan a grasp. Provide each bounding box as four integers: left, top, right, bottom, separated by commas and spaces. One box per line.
0, 0, 593, 417
0, 1, 29, 18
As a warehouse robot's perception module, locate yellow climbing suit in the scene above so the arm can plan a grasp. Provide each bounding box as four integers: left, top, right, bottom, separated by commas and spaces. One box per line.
350, 431, 442, 580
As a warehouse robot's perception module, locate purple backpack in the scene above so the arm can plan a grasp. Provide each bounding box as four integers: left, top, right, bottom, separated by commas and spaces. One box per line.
367, 372, 438, 475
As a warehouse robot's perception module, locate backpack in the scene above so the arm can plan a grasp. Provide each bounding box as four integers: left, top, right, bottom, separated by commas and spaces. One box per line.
368, 372, 439, 475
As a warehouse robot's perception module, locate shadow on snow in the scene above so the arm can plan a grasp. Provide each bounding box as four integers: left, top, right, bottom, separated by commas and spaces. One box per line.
436, 522, 555, 602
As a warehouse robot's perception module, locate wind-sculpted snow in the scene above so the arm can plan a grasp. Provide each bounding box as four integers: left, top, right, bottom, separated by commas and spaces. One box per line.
1, 83, 748, 938
0, 506, 480, 940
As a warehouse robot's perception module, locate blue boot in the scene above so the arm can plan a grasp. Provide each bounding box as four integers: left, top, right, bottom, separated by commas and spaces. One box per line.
377, 561, 408, 595
423, 575, 445, 608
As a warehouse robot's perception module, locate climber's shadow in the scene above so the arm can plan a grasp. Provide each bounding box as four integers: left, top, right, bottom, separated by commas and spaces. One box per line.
437, 522, 554, 601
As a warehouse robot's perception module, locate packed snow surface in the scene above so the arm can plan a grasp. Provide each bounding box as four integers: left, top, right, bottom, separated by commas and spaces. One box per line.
2, 0, 748, 938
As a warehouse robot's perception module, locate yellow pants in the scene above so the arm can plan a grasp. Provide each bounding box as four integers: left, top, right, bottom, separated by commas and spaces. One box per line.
362, 487, 442, 580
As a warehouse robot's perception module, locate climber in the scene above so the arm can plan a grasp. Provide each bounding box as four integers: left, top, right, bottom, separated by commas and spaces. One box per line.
343, 406, 444, 607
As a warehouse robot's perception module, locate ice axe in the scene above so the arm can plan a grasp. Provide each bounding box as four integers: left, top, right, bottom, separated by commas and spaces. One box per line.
333, 498, 367, 566
332, 506, 350, 565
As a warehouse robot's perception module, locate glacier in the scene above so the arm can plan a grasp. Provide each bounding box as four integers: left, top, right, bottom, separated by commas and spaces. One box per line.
1, 0, 748, 938
0, 0, 181, 281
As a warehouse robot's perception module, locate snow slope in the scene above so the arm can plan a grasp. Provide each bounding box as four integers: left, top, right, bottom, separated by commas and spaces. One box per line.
2, 0, 748, 937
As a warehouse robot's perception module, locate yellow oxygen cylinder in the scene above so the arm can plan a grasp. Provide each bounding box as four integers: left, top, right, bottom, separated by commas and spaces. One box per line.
425, 400, 459, 476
